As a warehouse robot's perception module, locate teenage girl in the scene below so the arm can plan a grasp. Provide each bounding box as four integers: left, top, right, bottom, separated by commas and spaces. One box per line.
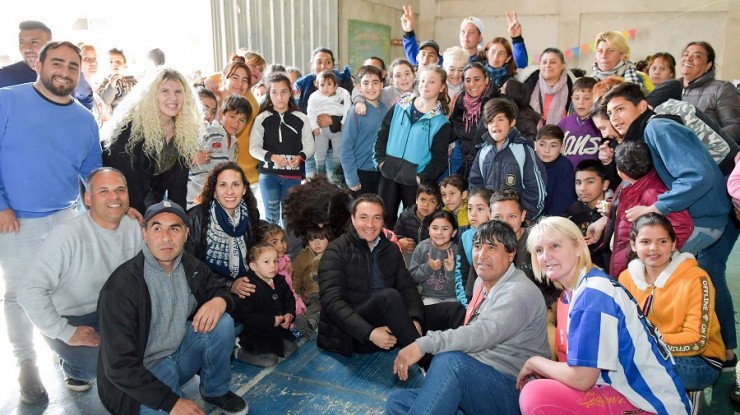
374, 65, 452, 228
619, 212, 724, 392
353, 58, 417, 115
249, 73, 314, 224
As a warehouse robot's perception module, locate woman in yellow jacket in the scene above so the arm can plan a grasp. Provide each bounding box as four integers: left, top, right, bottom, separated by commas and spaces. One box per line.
619, 212, 724, 392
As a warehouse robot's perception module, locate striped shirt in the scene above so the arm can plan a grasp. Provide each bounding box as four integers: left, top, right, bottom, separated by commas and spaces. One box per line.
566, 267, 691, 415
186, 123, 237, 208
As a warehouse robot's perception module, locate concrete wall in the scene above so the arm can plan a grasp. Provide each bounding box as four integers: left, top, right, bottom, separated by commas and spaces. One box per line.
338, 0, 739, 80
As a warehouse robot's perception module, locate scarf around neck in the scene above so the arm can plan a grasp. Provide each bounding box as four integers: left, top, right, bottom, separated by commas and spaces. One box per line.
487, 64, 509, 88
462, 82, 492, 133
529, 70, 569, 125
205, 200, 250, 279
591, 60, 642, 85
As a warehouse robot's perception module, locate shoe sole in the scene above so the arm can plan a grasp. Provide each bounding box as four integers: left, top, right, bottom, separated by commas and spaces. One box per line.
20, 392, 49, 405
66, 383, 92, 393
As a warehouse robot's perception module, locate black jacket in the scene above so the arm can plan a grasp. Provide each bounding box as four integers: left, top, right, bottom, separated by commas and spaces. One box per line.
317, 226, 424, 356
103, 122, 189, 214
235, 270, 296, 356
184, 203, 258, 291
450, 83, 501, 179
97, 251, 235, 415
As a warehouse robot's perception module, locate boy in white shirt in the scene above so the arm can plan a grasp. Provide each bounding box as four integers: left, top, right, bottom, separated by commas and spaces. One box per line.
187, 94, 251, 207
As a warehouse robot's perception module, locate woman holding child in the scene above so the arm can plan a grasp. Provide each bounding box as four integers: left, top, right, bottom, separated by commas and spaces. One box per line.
185, 162, 261, 299
517, 216, 691, 415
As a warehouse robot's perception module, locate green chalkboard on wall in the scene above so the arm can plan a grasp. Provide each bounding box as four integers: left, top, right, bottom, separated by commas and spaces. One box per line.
348, 20, 391, 78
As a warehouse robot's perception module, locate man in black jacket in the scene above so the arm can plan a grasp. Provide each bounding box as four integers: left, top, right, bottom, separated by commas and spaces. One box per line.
97, 200, 247, 415
317, 193, 427, 356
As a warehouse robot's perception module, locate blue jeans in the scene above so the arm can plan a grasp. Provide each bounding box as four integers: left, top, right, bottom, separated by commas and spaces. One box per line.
259, 174, 301, 224
674, 356, 721, 391
697, 216, 739, 350
43, 312, 99, 381
681, 225, 724, 256
385, 351, 520, 415
305, 150, 334, 178
140, 314, 235, 414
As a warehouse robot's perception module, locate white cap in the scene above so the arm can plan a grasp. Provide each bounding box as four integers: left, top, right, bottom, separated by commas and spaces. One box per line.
460, 16, 484, 36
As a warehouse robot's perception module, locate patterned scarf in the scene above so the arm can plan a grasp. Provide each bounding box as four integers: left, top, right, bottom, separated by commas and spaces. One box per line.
462, 82, 492, 133
529, 70, 569, 125
591, 60, 642, 85
205, 200, 250, 279
486, 64, 509, 88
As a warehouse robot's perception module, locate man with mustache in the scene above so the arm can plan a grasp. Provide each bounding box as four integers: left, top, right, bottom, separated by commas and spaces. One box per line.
18, 168, 142, 395
0, 40, 102, 405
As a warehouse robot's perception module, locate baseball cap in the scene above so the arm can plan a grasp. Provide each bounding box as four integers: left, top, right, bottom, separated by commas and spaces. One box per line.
144, 200, 189, 225
460, 16, 484, 36
419, 39, 440, 56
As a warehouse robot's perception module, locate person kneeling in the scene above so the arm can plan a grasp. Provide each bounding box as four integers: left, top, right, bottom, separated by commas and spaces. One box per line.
97, 201, 247, 415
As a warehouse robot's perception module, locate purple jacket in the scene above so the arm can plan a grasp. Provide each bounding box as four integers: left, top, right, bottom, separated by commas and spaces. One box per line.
557, 114, 602, 168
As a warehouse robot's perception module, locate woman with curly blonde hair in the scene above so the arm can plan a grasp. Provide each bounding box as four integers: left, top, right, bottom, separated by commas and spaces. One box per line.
103, 68, 201, 214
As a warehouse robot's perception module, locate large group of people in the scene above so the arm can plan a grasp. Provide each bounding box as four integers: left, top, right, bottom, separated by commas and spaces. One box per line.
0, 7, 739, 414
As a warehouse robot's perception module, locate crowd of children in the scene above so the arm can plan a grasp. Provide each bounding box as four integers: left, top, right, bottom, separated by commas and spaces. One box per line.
3, 8, 739, 415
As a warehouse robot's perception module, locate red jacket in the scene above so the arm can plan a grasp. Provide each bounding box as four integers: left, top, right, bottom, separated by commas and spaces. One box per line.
609, 169, 694, 276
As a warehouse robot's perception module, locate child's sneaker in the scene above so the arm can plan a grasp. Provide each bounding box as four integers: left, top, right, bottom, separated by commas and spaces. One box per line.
294, 315, 316, 340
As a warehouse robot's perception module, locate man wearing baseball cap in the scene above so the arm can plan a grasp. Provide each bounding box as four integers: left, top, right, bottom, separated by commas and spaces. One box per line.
399, 6, 529, 69
97, 200, 248, 415
417, 39, 441, 66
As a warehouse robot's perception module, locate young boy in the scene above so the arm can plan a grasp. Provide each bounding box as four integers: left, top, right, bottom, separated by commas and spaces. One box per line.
234, 243, 297, 367
187, 94, 252, 207
610, 140, 694, 277
468, 98, 547, 220
535, 125, 576, 216
394, 182, 441, 264
97, 48, 137, 111
340, 65, 389, 196
439, 174, 469, 234
557, 76, 601, 168
291, 227, 331, 339
306, 70, 351, 180
566, 159, 611, 268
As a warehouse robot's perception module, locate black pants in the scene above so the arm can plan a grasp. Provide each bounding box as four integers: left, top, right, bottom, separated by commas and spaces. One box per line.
353, 288, 420, 354
378, 176, 417, 229
351, 170, 381, 198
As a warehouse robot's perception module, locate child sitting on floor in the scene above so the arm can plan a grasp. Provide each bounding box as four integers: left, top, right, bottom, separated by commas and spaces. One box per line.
409, 210, 464, 305
291, 227, 331, 339
260, 223, 307, 317
235, 243, 297, 367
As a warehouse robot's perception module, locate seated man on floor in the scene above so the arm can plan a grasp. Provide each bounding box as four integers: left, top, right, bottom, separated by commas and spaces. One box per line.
18, 168, 142, 393
97, 200, 247, 415
317, 193, 426, 356
386, 220, 550, 415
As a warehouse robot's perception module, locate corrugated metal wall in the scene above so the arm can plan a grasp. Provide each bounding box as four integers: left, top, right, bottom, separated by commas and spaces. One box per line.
210, 0, 339, 73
